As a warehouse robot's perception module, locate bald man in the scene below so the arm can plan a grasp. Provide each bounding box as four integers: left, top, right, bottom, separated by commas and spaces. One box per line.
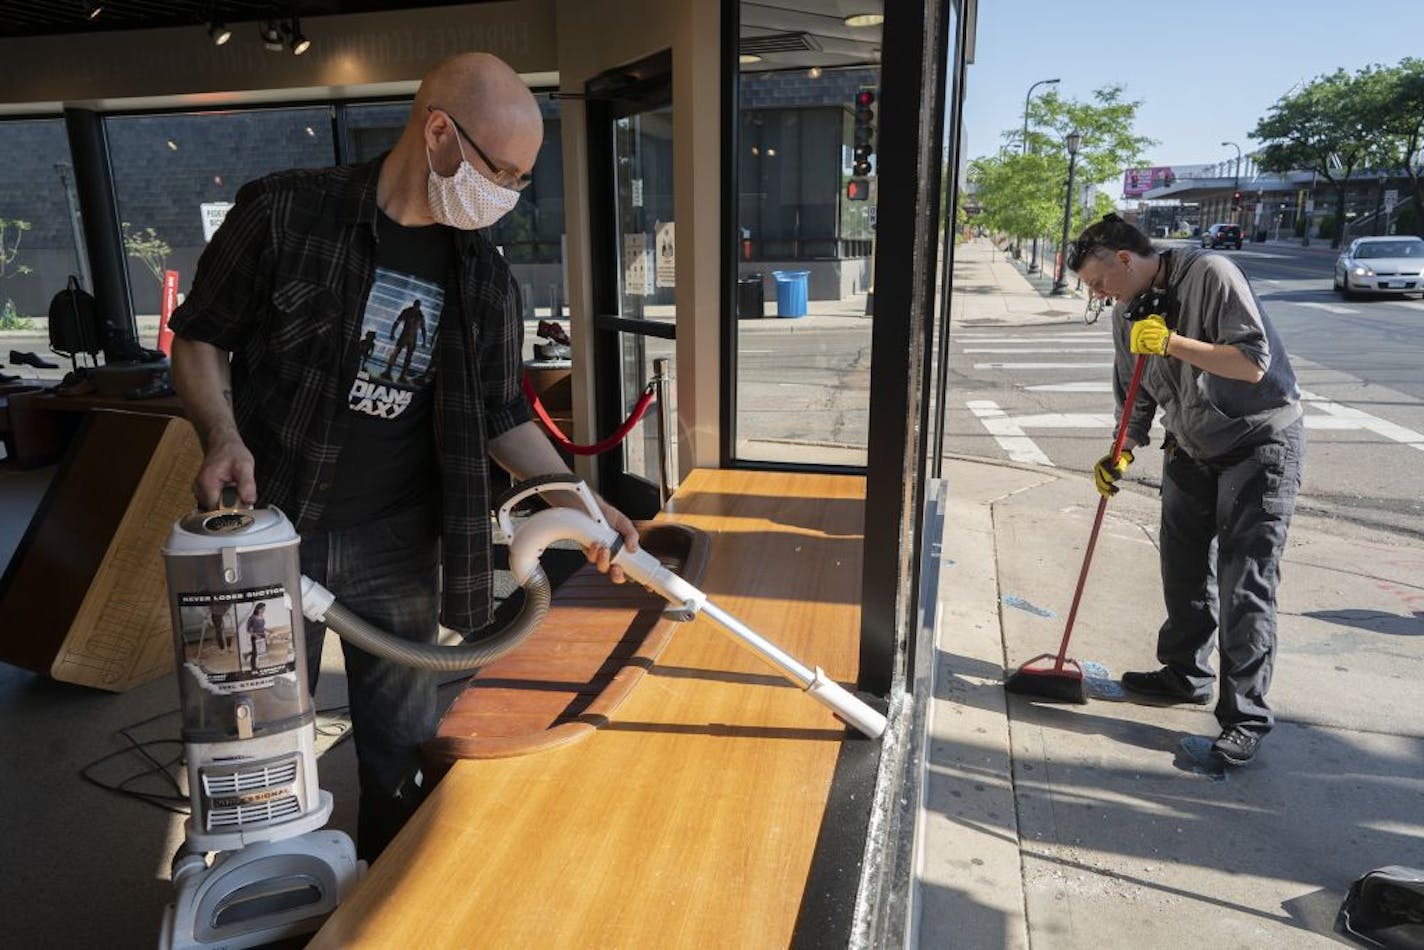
169, 53, 638, 861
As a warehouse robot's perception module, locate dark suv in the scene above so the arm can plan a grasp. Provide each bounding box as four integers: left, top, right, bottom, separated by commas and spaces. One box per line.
1201, 223, 1243, 249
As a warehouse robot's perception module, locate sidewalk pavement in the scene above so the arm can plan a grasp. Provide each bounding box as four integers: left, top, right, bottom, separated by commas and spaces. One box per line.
916, 238, 1424, 948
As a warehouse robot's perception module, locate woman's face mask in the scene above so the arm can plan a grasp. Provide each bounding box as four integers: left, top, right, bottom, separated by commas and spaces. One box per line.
425, 133, 520, 231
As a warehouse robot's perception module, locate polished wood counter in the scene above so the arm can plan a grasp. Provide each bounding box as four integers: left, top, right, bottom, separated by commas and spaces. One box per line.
311, 468, 869, 948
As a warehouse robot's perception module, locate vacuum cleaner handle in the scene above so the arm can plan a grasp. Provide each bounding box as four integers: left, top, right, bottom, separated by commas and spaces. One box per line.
506, 502, 886, 739
494, 474, 607, 543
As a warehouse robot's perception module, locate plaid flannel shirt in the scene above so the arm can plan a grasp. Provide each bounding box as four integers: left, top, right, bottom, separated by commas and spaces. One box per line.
169, 156, 531, 632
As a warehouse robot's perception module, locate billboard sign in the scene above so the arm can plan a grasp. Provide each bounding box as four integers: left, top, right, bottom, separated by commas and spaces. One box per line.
1122, 166, 1177, 198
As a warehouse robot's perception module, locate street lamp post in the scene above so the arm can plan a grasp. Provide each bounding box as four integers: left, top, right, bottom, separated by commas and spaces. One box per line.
1221, 140, 1241, 225
1021, 77, 1059, 154
1022, 78, 1059, 271
1051, 130, 1082, 296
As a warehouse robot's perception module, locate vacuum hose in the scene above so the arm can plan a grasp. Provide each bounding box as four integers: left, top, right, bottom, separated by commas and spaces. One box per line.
300, 573, 551, 673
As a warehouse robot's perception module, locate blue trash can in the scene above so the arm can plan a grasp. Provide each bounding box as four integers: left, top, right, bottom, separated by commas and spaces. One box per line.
772, 270, 809, 318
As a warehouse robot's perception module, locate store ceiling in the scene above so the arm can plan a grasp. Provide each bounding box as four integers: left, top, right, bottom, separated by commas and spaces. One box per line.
0, 1, 483, 38
0, 1, 884, 64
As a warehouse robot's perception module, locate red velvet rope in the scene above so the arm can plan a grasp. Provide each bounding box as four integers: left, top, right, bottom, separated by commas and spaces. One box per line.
521, 373, 658, 456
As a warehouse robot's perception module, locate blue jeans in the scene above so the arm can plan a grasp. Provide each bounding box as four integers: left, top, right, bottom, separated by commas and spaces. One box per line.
1156, 419, 1305, 737
300, 506, 440, 861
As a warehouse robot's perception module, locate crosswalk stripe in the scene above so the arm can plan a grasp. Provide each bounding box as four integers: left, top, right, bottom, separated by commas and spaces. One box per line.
974, 362, 1114, 370
1025, 381, 1113, 393
955, 335, 1110, 343
1301, 391, 1424, 451
1295, 302, 1359, 315
963, 347, 1113, 354
965, 400, 1053, 466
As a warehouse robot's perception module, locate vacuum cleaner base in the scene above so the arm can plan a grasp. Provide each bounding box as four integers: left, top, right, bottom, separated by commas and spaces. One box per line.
159, 830, 364, 950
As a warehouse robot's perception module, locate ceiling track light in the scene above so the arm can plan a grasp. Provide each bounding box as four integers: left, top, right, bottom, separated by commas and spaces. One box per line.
287, 16, 310, 56
208, 19, 232, 45
84, 1, 103, 19
259, 19, 285, 51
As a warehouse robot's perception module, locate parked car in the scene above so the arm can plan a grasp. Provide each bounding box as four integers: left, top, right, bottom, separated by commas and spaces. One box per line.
1333, 235, 1424, 298
1200, 223, 1243, 249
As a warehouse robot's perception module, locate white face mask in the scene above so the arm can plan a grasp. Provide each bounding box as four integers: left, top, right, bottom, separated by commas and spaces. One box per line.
425, 135, 520, 231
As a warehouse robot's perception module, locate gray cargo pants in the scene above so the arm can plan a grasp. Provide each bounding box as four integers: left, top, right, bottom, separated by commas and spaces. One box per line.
1155, 418, 1305, 736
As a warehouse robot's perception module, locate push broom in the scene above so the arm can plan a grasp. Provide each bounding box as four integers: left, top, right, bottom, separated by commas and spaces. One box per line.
1004, 352, 1147, 703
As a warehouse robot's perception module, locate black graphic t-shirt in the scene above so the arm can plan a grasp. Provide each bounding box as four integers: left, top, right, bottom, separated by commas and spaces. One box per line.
320, 212, 457, 527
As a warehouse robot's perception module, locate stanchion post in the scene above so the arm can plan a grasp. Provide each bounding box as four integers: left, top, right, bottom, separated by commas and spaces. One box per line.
653, 357, 676, 504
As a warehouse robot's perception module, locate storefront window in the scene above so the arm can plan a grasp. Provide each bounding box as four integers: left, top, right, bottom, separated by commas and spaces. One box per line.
733, 5, 882, 466
0, 118, 81, 329
105, 108, 336, 320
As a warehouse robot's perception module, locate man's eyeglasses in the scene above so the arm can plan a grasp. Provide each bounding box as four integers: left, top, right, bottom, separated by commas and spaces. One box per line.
428, 105, 533, 192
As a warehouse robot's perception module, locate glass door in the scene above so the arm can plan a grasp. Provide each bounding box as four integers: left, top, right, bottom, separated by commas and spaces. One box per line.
588, 55, 675, 519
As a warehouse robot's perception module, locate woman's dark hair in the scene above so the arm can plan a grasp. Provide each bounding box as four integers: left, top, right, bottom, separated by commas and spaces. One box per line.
1066, 212, 1154, 271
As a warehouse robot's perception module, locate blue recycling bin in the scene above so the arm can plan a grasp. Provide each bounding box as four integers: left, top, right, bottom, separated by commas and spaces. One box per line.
772, 270, 809, 318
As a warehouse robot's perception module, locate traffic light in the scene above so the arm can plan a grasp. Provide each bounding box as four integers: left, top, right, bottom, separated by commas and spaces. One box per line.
852, 88, 876, 177
1232, 189, 1242, 209
847, 177, 870, 201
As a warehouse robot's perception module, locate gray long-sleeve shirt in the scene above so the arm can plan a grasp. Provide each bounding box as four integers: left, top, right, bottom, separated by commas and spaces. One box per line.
1112, 247, 1301, 459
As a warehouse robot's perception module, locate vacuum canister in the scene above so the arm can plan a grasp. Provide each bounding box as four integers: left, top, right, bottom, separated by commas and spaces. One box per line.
163, 501, 331, 852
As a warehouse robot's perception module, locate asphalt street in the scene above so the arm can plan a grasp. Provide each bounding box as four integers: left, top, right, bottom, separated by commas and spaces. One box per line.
943, 239, 1424, 539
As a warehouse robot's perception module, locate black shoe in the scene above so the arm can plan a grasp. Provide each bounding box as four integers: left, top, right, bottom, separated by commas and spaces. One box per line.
537, 319, 572, 346
1120, 668, 1211, 705
1211, 726, 1261, 766
9, 350, 58, 369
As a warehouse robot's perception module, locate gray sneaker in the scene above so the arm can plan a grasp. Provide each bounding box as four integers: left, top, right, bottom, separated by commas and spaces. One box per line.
1211, 727, 1262, 766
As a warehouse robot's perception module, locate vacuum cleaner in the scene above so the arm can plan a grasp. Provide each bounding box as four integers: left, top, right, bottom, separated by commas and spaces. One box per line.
158, 476, 884, 949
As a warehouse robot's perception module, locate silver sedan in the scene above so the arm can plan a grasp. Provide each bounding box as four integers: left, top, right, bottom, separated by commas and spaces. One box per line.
1333, 235, 1424, 297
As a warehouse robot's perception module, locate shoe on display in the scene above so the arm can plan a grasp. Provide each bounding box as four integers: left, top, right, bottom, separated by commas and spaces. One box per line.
1210, 726, 1261, 766
537, 320, 572, 346
533, 341, 572, 362
125, 370, 175, 400
1120, 668, 1211, 705
55, 369, 97, 397
9, 350, 59, 369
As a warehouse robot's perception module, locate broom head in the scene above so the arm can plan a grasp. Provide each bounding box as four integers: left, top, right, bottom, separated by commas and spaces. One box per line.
1004, 653, 1088, 704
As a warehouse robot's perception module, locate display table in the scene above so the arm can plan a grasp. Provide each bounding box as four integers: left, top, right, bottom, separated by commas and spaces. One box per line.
0, 409, 201, 691
311, 468, 870, 948
2, 388, 183, 469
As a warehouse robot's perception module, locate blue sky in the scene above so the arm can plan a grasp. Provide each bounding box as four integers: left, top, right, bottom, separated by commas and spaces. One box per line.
961, 0, 1421, 174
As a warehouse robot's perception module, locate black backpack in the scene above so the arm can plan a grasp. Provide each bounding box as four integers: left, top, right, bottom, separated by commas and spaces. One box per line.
47, 275, 102, 362
1339, 866, 1424, 949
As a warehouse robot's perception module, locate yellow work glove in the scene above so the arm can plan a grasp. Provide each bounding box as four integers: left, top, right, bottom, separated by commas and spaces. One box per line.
1093, 449, 1134, 498
1129, 313, 1172, 356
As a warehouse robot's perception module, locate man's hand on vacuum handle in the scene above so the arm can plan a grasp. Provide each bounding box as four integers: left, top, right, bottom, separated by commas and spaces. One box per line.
171, 337, 258, 509
490, 421, 641, 584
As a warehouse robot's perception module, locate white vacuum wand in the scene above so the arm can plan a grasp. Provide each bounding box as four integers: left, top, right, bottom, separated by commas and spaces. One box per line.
496, 476, 888, 740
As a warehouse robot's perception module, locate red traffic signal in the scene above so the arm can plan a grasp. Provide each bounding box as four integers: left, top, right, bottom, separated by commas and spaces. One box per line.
847, 177, 870, 201
856, 89, 875, 108
1232, 189, 1242, 207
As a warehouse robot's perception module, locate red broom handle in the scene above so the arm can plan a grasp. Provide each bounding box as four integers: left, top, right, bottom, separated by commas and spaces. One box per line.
1051, 354, 1147, 670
